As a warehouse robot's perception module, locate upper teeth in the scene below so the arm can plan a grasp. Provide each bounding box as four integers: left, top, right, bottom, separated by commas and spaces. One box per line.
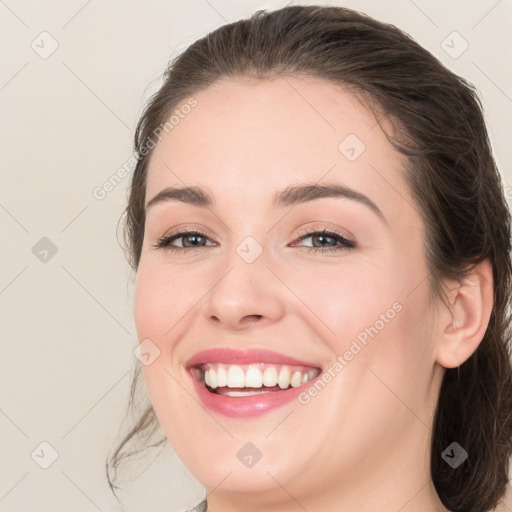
201, 363, 319, 389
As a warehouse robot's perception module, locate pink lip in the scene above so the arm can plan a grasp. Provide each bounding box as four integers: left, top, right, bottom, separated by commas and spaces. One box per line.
185, 348, 320, 368
185, 348, 322, 418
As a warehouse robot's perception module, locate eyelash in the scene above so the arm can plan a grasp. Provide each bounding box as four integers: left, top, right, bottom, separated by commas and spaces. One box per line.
152, 227, 355, 254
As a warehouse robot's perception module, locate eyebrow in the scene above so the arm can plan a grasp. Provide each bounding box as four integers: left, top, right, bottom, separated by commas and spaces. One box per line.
145, 182, 387, 224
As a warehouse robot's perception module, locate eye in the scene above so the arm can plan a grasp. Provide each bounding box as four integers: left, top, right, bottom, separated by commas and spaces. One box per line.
152, 229, 215, 252
152, 226, 355, 254
291, 227, 355, 253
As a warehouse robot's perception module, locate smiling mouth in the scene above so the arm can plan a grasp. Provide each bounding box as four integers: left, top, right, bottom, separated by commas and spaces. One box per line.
190, 362, 322, 397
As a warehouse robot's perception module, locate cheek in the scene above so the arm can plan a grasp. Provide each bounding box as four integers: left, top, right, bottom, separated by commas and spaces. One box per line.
284, 260, 401, 349
285, 256, 433, 386
133, 262, 198, 341
133, 264, 206, 438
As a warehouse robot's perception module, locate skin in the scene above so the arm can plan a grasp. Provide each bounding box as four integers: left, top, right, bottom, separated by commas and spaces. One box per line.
133, 75, 494, 512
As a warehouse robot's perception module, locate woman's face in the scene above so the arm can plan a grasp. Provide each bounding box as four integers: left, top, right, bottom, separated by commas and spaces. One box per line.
134, 76, 445, 505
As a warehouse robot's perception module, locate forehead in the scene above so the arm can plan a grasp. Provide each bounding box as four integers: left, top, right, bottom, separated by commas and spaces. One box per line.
145, 75, 414, 222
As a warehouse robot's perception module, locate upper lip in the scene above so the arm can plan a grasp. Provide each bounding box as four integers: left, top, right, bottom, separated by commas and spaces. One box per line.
185, 348, 322, 369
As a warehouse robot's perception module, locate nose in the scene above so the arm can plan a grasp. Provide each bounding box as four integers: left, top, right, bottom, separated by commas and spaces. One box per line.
202, 249, 286, 331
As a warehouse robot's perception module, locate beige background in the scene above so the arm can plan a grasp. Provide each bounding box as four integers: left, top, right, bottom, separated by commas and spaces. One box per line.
0, 1, 511, 511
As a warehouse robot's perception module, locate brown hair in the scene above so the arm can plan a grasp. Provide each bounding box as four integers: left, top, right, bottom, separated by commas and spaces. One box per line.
107, 5, 512, 511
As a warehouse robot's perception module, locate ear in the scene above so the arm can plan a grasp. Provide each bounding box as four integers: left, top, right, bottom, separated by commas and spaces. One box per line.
435, 259, 494, 369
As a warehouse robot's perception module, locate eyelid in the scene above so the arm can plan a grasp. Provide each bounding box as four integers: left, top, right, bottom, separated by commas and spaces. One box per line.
161, 224, 217, 240
293, 223, 354, 244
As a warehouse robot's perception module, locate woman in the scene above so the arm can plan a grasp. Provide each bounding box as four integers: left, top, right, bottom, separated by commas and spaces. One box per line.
107, 5, 512, 511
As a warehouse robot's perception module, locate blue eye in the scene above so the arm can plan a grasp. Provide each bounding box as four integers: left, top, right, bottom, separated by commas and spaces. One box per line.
153, 230, 213, 251
293, 228, 355, 253
153, 227, 355, 254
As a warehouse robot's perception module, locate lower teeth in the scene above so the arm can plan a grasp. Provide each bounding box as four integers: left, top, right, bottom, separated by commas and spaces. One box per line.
219, 389, 272, 397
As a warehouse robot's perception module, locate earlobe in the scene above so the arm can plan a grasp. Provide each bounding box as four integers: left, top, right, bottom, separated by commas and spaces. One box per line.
435, 259, 494, 369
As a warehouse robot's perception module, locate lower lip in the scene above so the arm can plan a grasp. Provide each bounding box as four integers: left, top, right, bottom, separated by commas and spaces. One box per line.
188, 368, 320, 418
